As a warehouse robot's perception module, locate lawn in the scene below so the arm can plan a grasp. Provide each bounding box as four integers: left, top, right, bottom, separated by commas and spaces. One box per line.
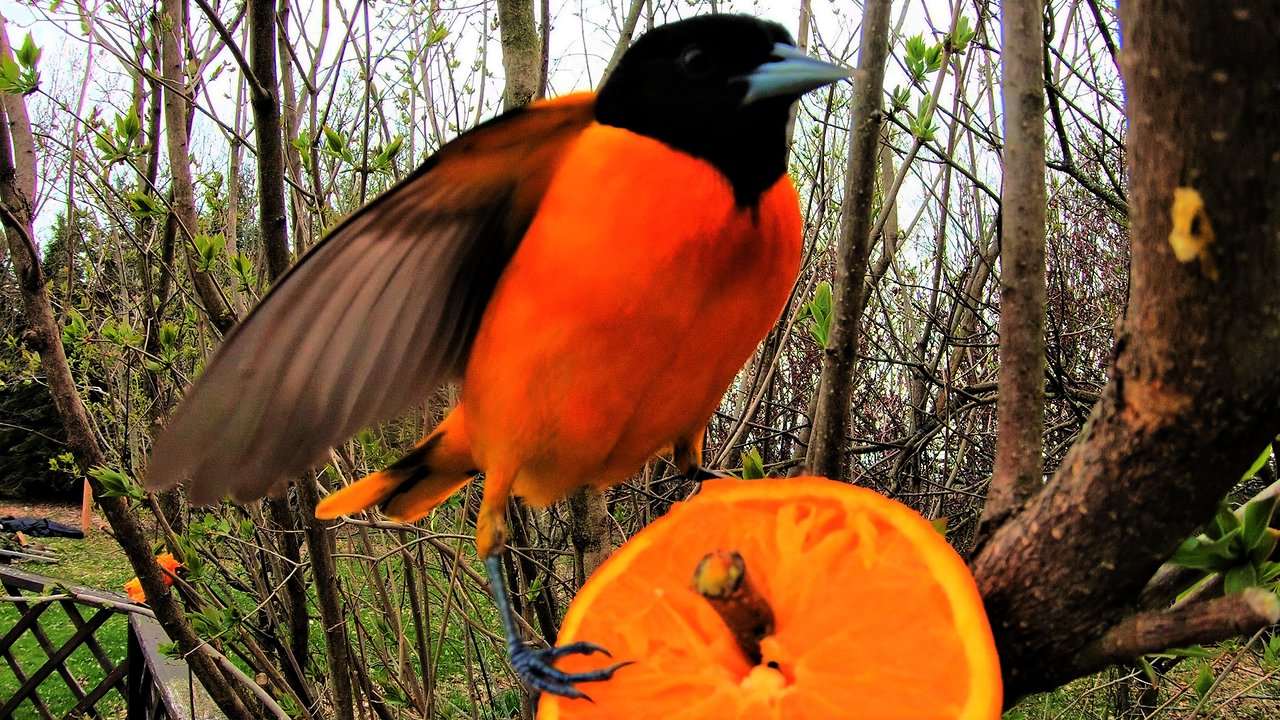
1, 525, 137, 719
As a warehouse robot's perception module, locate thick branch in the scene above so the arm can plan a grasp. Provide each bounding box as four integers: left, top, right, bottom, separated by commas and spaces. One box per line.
599, 0, 647, 87
296, 476, 357, 720
249, 0, 290, 280
972, 0, 1280, 702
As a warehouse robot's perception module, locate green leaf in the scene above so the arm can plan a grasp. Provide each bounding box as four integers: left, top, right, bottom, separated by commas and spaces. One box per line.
0, 56, 22, 92
524, 574, 544, 603
322, 124, 346, 154
1191, 663, 1214, 699
924, 43, 943, 72
905, 34, 926, 63
126, 191, 164, 219
193, 234, 224, 271
62, 309, 88, 344
230, 252, 254, 289
947, 16, 976, 53
90, 465, 141, 500
426, 23, 449, 46
1169, 530, 1243, 571
803, 281, 833, 347
1136, 657, 1157, 684
1158, 645, 1215, 660
892, 86, 911, 111
158, 321, 179, 350
17, 33, 41, 69
382, 134, 403, 162
117, 104, 141, 144
94, 132, 119, 158
187, 609, 225, 635
1208, 503, 1242, 540
102, 320, 143, 348
910, 97, 938, 141
1243, 444, 1272, 481
1252, 531, 1280, 566
1223, 563, 1259, 594
740, 447, 766, 479
1241, 493, 1278, 551
1263, 634, 1280, 670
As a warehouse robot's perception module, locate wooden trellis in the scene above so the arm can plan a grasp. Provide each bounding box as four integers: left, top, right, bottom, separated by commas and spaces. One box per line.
0, 565, 216, 720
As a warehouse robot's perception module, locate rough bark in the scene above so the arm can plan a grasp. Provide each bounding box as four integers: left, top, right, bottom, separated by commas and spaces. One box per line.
972, 0, 1280, 701
496, 0, 540, 110
567, 487, 612, 585
0, 23, 253, 720
804, 0, 892, 478
296, 477, 357, 720
978, 0, 1048, 542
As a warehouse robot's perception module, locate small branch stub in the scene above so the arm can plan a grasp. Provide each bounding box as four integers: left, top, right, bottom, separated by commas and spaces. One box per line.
1078, 588, 1280, 674
692, 550, 776, 665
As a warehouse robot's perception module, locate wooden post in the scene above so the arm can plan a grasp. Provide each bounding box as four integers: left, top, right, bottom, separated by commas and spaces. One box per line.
81, 478, 92, 534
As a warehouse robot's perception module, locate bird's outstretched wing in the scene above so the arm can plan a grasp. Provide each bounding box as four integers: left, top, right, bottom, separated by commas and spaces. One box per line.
146, 95, 595, 504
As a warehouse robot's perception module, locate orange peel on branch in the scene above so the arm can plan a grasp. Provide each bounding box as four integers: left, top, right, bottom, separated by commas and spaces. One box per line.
539, 476, 1002, 719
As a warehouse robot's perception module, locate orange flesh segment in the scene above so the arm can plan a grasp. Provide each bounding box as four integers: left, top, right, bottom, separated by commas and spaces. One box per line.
539, 477, 1002, 719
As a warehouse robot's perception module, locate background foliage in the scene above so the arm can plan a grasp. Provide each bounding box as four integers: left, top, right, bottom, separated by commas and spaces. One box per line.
1, 0, 1276, 718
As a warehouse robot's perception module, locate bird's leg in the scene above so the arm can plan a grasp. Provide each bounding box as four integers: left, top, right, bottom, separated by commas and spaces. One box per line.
478, 495, 631, 699
685, 465, 731, 482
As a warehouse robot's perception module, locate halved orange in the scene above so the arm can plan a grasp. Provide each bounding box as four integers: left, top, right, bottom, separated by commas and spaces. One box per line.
538, 476, 1001, 719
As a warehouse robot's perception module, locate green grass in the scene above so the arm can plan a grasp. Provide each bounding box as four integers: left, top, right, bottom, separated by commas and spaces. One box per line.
0, 604, 129, 718
1, 528, 134, 719
33, 531, 138, 590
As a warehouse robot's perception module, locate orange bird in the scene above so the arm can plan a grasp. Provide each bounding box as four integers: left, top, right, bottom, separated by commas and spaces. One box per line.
146, 14, 848, 697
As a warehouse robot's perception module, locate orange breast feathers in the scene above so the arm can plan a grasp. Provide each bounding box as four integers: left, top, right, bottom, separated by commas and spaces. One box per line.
460, 123, 803, 506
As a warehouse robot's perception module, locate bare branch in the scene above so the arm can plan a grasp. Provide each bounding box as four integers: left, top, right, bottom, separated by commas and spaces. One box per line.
1077, 589, 1280, 674
978, 0, 1048, 542
805, 0, 893, 478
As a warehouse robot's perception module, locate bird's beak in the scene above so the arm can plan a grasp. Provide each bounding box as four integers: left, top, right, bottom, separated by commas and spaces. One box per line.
740, 44, 853, 106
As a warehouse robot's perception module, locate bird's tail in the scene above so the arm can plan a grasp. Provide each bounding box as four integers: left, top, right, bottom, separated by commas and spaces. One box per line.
315, 408, 477, 522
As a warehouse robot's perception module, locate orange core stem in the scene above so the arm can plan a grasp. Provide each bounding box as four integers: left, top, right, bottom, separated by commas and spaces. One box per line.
691, 550, 775, 665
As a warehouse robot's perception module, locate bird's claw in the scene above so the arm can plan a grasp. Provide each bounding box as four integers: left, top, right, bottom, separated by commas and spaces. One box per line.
686, 465, 731, 482
510, 641, 633, 700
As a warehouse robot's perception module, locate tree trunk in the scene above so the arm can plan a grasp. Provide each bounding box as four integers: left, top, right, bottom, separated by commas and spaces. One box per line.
805, 0, 892, 478
0, 22, 254, 720
160, 0, 234, 334
296, 477, 358, 720
972, 0, 1280, 702
496, 0, 541, 109
977, 0, 1048, 543
249, 0, 290, 278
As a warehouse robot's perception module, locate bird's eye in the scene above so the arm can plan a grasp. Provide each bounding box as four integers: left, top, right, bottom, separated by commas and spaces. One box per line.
679, 44, 715, 77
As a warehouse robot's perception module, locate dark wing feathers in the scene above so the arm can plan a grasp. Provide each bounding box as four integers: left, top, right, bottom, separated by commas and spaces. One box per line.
147, 96, 595, 504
